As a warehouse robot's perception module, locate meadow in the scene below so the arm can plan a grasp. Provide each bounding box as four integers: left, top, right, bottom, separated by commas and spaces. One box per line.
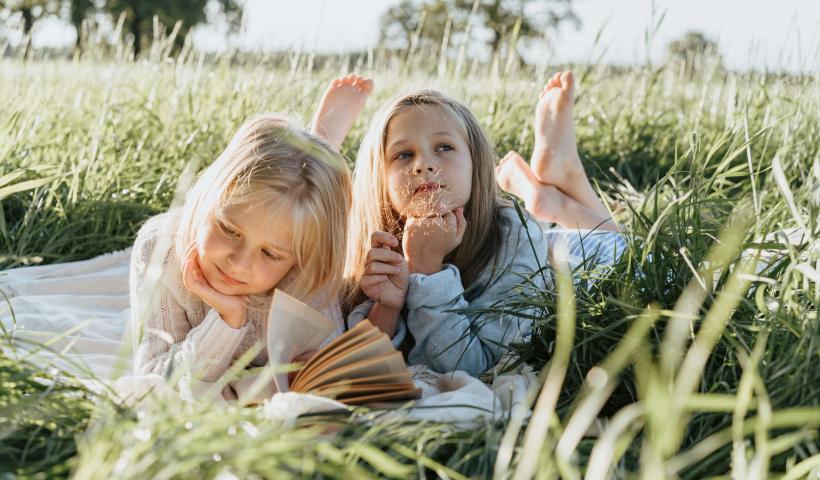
1, 30, 819, 478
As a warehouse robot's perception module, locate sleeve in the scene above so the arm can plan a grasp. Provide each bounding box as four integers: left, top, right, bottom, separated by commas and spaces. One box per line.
347, 298, 407, 348
130, 223, 247, 383
403, 213, 548, 375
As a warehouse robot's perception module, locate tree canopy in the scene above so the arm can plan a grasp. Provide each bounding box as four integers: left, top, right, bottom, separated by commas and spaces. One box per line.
0, 0, 241, 56
380, 0, 580, 59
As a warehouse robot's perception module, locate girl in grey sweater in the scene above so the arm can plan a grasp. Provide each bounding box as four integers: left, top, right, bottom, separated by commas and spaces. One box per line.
344, 89, 549, 376
345, 71, 624, 376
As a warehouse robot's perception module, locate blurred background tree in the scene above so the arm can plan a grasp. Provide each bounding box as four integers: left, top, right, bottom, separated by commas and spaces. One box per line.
0, 0, 58, 54
379, 0, 580, 61
0, 0, 241, 57
104, 0, 241, 56
666, 30, 725, 78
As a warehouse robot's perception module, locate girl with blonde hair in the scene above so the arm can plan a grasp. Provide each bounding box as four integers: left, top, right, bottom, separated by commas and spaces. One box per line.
344, 88, 549, 375
132, 73, 374, 383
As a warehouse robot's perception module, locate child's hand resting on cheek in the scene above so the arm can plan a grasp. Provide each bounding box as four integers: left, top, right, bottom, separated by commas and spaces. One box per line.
182, 245, 248, 329
403, 207, 466, 275
360, 231, 409, 309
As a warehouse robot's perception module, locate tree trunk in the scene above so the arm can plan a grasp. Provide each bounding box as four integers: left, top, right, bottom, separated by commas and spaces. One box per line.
130, 10, 142, 58
21, 8, 34, 57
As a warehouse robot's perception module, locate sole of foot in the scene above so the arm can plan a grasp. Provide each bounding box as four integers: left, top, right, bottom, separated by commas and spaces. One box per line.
496, 150, 565, 224
311, 74, 374, 152
530, 71, 585, 189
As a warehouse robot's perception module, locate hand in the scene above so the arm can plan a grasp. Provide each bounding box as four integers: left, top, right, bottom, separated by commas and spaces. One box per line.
360, 231, 409, 310
403, 207, 467, 275
181, 245, 248, 329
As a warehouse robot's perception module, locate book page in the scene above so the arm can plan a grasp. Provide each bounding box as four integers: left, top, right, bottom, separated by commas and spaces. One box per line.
306, 320, 378, 368
314, 382, 417, 398
294, 334, 394, 389
292, 331, 394, 391
299, 351, 408, 392
267, 289, 339, 393
339, 388, 423, 405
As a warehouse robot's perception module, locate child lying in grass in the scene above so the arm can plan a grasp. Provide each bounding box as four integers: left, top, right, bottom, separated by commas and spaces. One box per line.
339, 71, 624, 376
132, 75, 374, 382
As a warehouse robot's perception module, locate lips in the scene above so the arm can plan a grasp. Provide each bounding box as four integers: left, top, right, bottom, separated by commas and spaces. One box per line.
216, 264, 244, 286
413, 182, 443, 195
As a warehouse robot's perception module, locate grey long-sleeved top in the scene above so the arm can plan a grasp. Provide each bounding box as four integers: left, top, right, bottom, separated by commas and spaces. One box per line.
348, 206, 548, 375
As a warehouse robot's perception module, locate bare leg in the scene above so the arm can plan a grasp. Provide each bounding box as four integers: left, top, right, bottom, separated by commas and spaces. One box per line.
311, 74, 374, 153
496, 151, 619, 232
531, 71, 608, 217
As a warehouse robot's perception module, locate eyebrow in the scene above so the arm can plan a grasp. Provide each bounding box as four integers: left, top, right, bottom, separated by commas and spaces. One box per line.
433, 131, 456, 138
387, 131, 457, 150
386, 138, 410, 151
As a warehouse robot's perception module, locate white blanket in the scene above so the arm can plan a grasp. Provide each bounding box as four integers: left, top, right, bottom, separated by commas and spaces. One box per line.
0, 250, 535, 426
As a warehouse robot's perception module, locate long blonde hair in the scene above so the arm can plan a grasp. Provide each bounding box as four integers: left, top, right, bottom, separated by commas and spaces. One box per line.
344, 90, 507, 309
176, 113, 351, 306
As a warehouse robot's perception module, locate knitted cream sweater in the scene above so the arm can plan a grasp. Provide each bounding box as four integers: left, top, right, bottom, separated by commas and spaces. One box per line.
130, 211, 344, 382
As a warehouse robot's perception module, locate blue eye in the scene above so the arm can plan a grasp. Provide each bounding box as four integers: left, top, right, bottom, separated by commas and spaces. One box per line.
437, 144, 454, 152
394, 151, 413, 160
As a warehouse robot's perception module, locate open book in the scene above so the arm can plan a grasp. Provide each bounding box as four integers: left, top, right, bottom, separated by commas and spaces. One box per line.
231, 290, 421, 405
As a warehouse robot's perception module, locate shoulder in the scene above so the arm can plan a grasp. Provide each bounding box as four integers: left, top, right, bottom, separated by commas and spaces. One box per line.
131, 210, 182, 275
496, 205, 547, 255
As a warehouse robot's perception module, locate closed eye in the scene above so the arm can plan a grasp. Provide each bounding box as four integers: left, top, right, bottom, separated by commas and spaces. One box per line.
262, 248, 284, 262
217, 220, 240, 238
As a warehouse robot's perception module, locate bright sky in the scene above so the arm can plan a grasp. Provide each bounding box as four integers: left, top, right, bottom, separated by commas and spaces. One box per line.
10, 0, 820, 72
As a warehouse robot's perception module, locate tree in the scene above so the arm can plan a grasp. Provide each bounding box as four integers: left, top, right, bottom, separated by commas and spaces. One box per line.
67, 0, 92, 51
666, 31, 724, 77
0, 0, 59, 54
380, 0, 579, 60
103, 0, 241, 57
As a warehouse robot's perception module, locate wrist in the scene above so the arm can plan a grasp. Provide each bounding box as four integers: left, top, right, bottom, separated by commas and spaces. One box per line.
221, 309, 247, 329
407, 256, 443, 275
369, 302, 401, 337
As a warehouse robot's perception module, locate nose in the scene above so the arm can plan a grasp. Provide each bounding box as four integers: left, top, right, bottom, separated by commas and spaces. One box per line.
411, 151, 438, 175
228, 245, 252, 274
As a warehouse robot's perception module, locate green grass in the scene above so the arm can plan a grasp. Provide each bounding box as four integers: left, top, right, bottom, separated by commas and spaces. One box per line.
1, 32, 819, 479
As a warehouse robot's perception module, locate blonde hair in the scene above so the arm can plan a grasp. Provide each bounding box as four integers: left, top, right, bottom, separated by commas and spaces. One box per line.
344, 90, 507, 309
176, 113, 351, 306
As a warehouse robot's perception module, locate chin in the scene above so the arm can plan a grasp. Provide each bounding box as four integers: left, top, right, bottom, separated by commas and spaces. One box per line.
403, 199, 451, 218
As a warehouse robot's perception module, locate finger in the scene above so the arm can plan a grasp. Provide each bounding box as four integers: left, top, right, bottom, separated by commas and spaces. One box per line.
371, 231, 399, 248
365, 261, 403, 276
360, 275, 388, 290
366, 247, 404, 265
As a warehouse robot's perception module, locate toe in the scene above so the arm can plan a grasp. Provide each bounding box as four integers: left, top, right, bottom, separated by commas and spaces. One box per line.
360, 78, 374, 93
560, 71, 574, 91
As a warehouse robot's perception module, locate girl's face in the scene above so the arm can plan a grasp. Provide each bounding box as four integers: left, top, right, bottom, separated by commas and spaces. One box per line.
384, 106, 472, 218
195, 205, 296, 296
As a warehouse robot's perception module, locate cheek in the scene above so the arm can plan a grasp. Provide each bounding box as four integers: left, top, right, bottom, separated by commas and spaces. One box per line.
386, 169, 411, 206
445, 156, 473, 206
256, 261, 294, 290
197, 229, 227, 260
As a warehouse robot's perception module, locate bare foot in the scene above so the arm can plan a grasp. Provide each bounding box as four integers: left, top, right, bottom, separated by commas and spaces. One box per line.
311, 74, 374, 152
531, 71, 585, 188
497, 151, 620, 231
496, 150, 566, 224
531, 71, 610, 217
